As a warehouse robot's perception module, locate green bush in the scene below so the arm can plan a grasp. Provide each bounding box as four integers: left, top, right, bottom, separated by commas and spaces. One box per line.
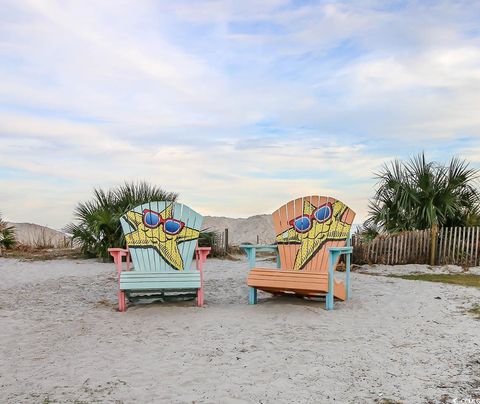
65, 181, 177, 261
0, 213, 16, 251
198, 229, 224, 257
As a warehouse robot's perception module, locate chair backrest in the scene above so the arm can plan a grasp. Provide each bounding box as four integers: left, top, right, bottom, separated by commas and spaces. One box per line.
120, 201, 203, 272
273, 195, 355, 272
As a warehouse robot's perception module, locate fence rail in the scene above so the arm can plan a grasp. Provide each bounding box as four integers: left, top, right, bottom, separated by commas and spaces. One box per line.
352, 226, 480, 267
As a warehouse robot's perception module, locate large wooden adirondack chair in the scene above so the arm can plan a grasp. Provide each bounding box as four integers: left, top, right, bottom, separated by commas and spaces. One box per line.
108, 201, 210, 312
241, 195, 355, 310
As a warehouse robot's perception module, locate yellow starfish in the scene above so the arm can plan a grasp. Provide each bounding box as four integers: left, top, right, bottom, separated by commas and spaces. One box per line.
123, 203, 199, 271
276, 199, 352, 270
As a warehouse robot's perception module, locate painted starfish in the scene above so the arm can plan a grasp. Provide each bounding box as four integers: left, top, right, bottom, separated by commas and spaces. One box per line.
276, 200, 352, 270
123, 203, 199, 271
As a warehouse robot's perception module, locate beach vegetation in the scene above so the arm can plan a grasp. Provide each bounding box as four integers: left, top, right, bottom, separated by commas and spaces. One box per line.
390, 273, 480, 288
65, 181, 177, 260
468, 304, 480, 318
0, 213, 16, 251
198, 228, 223, 257
365, 153, 479, 264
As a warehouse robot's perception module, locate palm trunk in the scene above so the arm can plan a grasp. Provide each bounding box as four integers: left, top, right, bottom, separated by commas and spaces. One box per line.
430, 224, 439, 266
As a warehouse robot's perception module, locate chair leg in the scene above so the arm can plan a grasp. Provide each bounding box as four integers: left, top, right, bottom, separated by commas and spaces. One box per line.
197, 288, 204, 307
326, 251, 338, 310
118, 291, 127, 312
248, 287, 257, 304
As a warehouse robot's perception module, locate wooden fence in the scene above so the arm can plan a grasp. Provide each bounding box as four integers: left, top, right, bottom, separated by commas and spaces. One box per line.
352, 226, 480, 267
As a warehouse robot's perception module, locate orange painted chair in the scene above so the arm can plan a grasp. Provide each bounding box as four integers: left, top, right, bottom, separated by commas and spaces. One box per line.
241, 196, 355, 310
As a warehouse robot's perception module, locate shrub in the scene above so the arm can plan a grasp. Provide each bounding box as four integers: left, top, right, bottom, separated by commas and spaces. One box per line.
65, 181, 177, 261
0, 213, 16, 253
198, 229, 225, 257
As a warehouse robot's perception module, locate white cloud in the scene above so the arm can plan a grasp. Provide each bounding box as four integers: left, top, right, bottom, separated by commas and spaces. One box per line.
1, 0, 480, 229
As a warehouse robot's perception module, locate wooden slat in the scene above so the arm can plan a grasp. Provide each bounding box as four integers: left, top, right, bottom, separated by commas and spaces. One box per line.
250, 269, 328, 278
441, 227, 448, 265
399, 233, 404, 264
248, 278, 327, 289
437, 228, 443, 265
386, 236, 391, 265
396, 234, 400, 264
425, 229, 432, 263
466, 227, 471, 266
452, 227, 458, 264
447, 227, 453, 265
419, 230, 424, 263
120, 282, 201, 290
121, 274, 201, 279
405, 232, 411, 263
473, 226, 480, 266
382, 235, 386, 264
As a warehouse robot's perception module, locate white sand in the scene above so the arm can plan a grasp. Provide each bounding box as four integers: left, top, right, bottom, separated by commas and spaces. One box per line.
1, 257, 479, 403
356, 263, 480, 276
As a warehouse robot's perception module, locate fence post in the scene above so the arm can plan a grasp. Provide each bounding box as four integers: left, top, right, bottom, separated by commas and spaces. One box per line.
429, 225, 437, 266
224, 228, 229, 254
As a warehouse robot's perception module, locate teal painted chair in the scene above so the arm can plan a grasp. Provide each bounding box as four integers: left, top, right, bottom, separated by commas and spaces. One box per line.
108, 201, 210, 312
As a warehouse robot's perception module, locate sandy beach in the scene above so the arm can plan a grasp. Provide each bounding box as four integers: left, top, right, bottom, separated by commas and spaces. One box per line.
1, 256, 479, 403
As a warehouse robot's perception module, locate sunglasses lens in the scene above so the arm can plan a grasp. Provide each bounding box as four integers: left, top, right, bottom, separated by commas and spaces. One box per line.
164, 219, 182, 234
294, 217, 311, 232
315, 205, 332, 222
144, 212, 160, 227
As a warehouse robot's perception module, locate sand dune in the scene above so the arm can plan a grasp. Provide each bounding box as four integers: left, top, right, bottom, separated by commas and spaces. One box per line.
7, 222, 71, 248
203, 214, 275, 245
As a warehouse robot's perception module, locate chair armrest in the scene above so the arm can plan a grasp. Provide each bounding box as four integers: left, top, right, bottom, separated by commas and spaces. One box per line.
240, 244, 278, 269
108, 248, 130, 275
195, 247, 211, 271
326, 246, 354, 308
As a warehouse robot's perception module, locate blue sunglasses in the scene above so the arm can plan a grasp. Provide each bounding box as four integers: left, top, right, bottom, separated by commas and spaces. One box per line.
142, 209, 185, 235
289, 202, 333, 233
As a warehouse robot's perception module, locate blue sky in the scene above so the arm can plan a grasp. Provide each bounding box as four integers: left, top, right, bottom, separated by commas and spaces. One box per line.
1, 0, 480, 229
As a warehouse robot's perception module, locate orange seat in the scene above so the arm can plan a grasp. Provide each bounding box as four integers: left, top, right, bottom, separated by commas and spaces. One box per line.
247, 268, 346, 300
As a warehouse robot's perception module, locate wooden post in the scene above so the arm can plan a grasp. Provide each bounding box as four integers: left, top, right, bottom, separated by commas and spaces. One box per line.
475, 227, 480, 266
441, 227, 448, 265
430, 224, 438, 266
453, 227, 458, 264
447, 227, 453, 265
466, 227, 472, 266
387, 236, 392, 265
224, 228, 229, 254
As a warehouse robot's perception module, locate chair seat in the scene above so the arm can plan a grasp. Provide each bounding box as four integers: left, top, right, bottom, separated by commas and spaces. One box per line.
247, 268, 346, 300
120, 271, 201, 292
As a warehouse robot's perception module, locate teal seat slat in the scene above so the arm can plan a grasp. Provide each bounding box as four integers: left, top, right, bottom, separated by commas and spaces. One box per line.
120, 271, 201, 291
121, 282, 201, 291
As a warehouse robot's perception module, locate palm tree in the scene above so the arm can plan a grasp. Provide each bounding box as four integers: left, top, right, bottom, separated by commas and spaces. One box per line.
65, 181, 177, 260
366, 153, 480, 264
0, 213, 16, 253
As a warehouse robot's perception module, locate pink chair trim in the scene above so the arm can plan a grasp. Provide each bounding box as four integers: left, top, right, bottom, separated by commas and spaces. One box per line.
195, 247, 211, 307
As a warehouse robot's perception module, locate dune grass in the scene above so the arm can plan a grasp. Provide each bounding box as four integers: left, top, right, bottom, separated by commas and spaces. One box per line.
390, 273, 480, 288
469, 304, 480, 318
